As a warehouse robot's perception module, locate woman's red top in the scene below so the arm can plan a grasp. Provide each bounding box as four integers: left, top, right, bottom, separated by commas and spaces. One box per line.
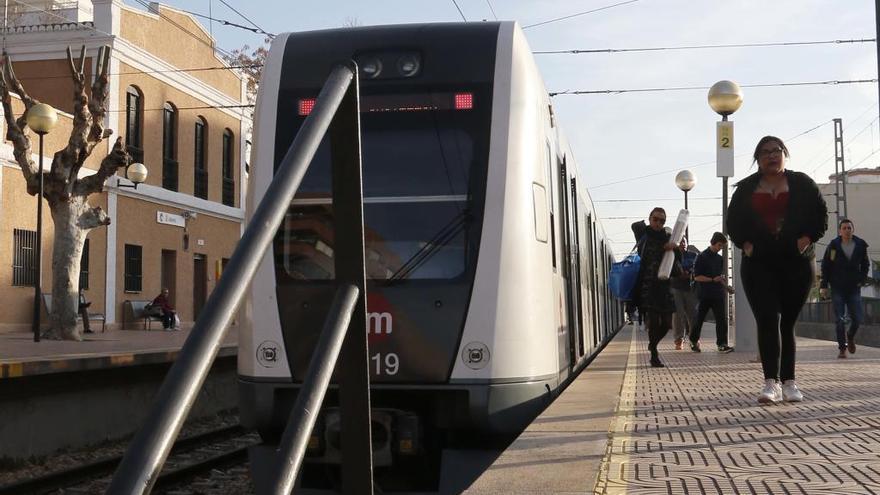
751, 191, 789, 234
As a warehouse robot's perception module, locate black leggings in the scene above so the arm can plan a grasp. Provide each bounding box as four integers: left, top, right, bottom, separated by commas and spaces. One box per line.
647, 311, 672, 358
741, 256, 813, 381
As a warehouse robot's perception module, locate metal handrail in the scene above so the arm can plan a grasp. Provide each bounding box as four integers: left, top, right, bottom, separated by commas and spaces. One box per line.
107, 63, 368, 494
271, 284, 360, 493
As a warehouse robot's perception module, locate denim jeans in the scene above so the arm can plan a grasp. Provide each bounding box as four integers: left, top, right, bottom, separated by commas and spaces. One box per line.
832, 290, 863, 349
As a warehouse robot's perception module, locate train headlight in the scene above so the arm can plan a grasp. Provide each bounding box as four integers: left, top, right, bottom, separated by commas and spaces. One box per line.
396, 54, 421, 77
360, 58, 383, 79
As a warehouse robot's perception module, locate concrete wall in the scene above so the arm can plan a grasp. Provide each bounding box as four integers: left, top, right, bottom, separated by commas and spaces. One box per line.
0, 356, 237, 461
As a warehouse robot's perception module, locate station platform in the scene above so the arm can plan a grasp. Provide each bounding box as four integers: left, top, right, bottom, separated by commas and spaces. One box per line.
467, 323, 880, 494
0, 325, 238, 379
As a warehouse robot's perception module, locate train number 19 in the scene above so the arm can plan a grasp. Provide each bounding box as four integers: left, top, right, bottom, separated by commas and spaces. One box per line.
371, 352, 400, 375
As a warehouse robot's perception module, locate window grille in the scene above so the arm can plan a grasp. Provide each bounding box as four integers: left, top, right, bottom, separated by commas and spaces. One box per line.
124, 244, 143, 292
12, 228, 37, 286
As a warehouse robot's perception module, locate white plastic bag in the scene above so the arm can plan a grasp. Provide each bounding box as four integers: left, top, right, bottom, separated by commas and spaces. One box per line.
173, 313, 181, 329
658, 209, 689, 280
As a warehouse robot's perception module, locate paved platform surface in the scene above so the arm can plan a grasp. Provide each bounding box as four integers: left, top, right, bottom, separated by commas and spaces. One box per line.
599, 324, 880, 495
0, 326, 238, 378
469, 323, 880, 494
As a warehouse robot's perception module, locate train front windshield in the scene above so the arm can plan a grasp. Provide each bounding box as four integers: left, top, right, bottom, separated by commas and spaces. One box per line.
276, 90, 490, 283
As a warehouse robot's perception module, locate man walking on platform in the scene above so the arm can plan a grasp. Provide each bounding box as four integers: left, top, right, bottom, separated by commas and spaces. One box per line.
689, 232, 734, 353
820, 219, 869, 358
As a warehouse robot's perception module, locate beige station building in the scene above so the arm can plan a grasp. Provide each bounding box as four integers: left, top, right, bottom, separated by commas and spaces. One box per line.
0, 0, 250, 332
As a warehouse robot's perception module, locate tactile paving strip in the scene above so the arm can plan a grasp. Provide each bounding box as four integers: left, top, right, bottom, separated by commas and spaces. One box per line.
594, 325, 880, 495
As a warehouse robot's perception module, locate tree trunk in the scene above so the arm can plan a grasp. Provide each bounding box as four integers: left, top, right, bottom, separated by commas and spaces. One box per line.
46, 197, 90, 341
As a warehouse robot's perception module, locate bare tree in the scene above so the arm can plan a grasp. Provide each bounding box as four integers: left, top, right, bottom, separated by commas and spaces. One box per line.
0, 45, 130, 341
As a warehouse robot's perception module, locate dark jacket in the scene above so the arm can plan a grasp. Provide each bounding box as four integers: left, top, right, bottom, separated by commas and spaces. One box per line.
727, 170, 828, 260
694, 248, 725, 300
634, 227, 680, 313
820, 235, 870, 293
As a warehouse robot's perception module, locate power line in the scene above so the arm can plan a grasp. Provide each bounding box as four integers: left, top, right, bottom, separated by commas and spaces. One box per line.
451, 0, 467, 21
594, 196, 721, 203
14, 64, 261, 81
485, 0, 498, 21
523, 0, 642, 29
178, 8, 273, 36
133, 0, 234, 60
588, 120, 836, 190
550, 78, 878, 96
603, 213, 721, 220
534, 38, 875, 55
216, 0, 274, 37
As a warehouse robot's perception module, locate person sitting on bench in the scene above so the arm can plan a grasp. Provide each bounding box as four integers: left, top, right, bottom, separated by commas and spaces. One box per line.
151, 288, 178, 330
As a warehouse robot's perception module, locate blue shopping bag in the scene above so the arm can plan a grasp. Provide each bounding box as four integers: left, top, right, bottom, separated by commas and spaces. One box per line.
609, 252, 641, 301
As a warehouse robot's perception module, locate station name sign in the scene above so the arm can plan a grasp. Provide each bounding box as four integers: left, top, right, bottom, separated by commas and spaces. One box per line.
157, 211, 186, 228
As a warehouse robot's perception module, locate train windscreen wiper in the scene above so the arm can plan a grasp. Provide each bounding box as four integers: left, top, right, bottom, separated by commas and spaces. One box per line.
386, 208, 472, 284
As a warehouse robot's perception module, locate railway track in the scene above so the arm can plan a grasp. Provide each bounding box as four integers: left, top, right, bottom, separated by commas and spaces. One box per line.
0, 424, 259, 494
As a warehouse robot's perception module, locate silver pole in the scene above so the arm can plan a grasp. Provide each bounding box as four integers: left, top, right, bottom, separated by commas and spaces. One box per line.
107, 64, 357, 495
272, 284, 360, 494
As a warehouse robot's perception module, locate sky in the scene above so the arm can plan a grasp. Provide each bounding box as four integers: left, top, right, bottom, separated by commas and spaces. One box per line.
124, 0, 880, 258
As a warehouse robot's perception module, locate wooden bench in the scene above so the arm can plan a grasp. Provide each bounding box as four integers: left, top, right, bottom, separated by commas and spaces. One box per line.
122, 300, 164, 330
42, 293, 107, 333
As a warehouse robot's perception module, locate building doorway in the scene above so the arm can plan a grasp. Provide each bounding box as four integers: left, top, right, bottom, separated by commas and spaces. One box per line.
193, 254, 207, 321
161, 250, 177, 307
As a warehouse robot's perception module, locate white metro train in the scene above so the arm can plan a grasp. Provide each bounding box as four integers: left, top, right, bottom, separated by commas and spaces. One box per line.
240, 21, 623, 466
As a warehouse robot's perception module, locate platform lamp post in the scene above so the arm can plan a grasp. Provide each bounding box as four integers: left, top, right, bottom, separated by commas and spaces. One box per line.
708, 80, 743, 347
675, 170, 696, 243
27, 103, 58, 343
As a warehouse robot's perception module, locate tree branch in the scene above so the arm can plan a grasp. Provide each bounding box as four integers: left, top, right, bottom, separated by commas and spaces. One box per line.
74, 136, 130, 195
78, 205, 111, 229
0, 52, 40, 194
56, 45, 93, 195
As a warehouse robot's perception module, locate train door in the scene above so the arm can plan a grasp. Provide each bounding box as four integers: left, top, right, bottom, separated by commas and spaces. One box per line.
558, 158, 578, 371
589, 217, 600, 347
569, 177, 585, 360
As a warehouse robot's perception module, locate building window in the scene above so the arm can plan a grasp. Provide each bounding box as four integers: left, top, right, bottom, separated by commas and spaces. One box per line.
194, 117, 208, 199
162, 103, 178, 192
125, 86, 144, 164
12, 228, 37, 286
79, 238, 90, 290
124, 244, 143, 292
222, 129, 234, 206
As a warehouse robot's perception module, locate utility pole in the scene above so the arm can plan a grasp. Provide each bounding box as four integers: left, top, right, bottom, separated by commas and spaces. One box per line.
833, 118, 848, 224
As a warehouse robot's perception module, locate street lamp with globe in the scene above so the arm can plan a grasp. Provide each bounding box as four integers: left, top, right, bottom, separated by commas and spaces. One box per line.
675, 170, 696, 243
708, 80, 743, 347
26, 103, 58, 342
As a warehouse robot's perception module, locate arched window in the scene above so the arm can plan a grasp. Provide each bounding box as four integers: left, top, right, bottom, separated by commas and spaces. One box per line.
162, 102, 178, 191
194, 116, 208, 199
221, 128, 234, 206
125, 86, 143, 163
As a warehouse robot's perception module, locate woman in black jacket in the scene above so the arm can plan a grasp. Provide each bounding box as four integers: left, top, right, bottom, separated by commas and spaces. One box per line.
634, 208, 679, 368
727, 136, 827, 404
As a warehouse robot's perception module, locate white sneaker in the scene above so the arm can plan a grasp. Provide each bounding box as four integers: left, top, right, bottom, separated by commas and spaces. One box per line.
781, 380, 804, 402
757, 379, 782, 404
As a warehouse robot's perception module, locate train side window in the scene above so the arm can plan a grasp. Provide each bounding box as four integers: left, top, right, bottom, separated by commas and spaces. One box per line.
532, 183, 548, 242
546, 142, 556, 270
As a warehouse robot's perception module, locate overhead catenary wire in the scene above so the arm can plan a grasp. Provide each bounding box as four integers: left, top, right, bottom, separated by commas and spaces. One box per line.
534, 38, 875, 55
550, 78, 878, 97
523, 0, 642, 29
451, 0, 467, 21
217, 0, 274, 37
14, 64, 262, 81
485, 0, 498, 21
178, 8, 273, 36
132, 0, 235, 60
588, 119, 836, 190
